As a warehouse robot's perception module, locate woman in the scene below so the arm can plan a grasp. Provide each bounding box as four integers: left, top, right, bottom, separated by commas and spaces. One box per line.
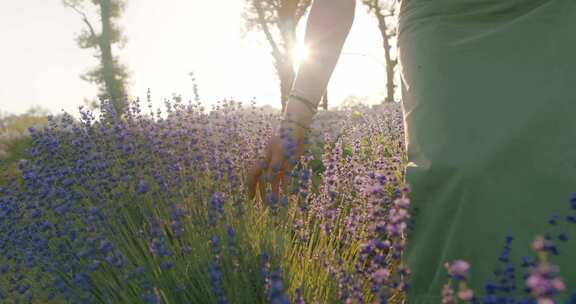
247, 0, 576, 302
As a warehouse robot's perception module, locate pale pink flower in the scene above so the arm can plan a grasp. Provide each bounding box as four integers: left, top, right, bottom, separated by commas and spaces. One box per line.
372, 268, 390, 284
394, 197, 410, 209
445, 260, 470, 280
537, 298, 554, 304
457, 288, 474, 301
441, 283, 455, 304
532, 235, 546, 251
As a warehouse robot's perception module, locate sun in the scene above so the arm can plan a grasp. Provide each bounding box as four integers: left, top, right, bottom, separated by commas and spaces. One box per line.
292, 43, 310, 68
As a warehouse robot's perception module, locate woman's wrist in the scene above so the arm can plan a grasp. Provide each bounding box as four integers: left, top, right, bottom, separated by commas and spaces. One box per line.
284, 95, 316, 127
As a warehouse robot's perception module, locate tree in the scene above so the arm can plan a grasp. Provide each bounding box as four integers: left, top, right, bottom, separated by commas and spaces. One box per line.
63, 0, 129, 115
363, 0, 398, 103
339, 94, 370, 110
243, 0, 328, 111
321, 91, 328, 110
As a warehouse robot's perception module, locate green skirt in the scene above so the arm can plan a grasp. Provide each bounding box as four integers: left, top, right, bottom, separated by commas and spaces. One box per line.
398, 0, 576, 302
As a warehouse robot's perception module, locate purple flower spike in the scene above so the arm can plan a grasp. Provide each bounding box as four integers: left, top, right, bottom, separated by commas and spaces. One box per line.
526, 262, 565, 301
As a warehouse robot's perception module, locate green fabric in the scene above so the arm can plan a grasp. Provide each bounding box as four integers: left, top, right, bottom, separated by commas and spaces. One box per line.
398, 0, 576, 302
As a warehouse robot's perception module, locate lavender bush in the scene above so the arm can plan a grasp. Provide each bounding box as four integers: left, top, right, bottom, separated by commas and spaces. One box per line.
0, 95, 573, 303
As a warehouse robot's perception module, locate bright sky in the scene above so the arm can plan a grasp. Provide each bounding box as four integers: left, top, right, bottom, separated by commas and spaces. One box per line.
0, 0, 390, 116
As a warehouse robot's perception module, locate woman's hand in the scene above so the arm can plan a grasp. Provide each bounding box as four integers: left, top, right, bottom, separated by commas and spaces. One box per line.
245, 0, 354, 204
246, 101, 313, 203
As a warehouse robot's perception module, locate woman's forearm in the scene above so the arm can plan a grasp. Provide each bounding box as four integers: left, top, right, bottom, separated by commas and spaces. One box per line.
287, 0, 356, 114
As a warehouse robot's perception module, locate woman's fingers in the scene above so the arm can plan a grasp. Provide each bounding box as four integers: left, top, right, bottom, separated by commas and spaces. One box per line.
246, 128, 305, 204
266, 149, 284, 205
282, 137, 305, 197
246, 141, 273, 200
246, 163, 262, 200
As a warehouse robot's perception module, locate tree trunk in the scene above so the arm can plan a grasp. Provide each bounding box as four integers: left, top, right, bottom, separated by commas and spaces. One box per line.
277, 18, 297, 112
99, 0, 124, 115
278, 58, 296, 111
374, 9, 396, 103
321, 91, 328, 110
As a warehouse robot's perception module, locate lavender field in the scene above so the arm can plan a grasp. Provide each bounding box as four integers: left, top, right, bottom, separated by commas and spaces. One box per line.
0, 98, 574, 304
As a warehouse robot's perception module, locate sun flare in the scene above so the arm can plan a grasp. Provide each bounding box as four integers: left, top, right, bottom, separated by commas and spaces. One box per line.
293, 43, 310, 67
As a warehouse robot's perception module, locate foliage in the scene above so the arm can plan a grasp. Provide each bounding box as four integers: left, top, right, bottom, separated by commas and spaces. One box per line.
242, 0, 313, 110
0, 98, 574, 303
0, 97, 411, 303
362, 0, 399, 103
0, 109, 50, 185
63, 0, 130, 115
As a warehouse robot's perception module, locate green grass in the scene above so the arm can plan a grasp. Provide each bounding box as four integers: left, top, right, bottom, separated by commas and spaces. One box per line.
0, 136, 31, 186
0, 112, 48, 185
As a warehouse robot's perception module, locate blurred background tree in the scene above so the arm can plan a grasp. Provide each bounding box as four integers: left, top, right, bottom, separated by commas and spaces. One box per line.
243, 0, 329, 111
0, 107, 50, 182
63, 0, 130, 115
363, 0, 398, 103
338, 94, 370, 110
